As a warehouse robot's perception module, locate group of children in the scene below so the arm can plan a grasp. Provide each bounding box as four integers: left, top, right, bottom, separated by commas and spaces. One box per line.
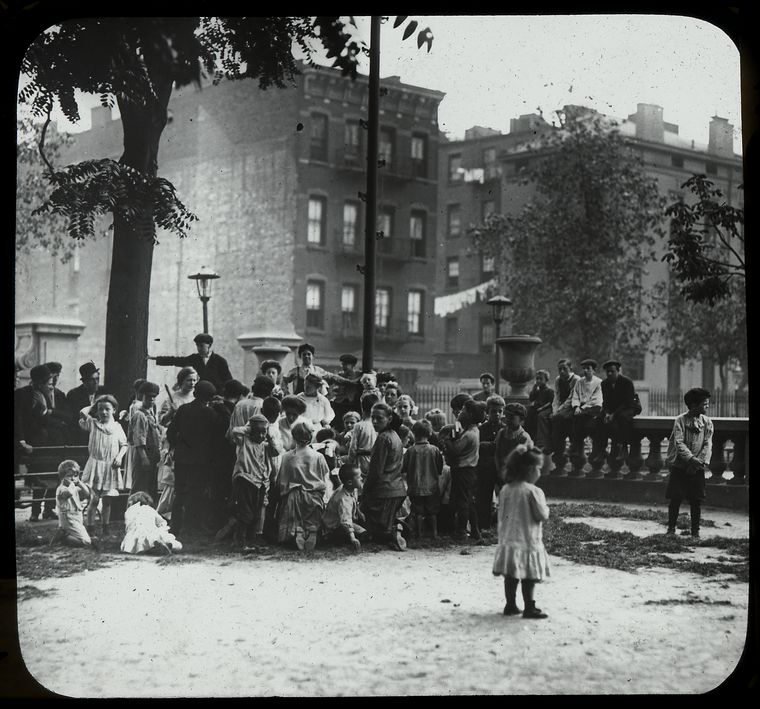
47, 361, 715, 620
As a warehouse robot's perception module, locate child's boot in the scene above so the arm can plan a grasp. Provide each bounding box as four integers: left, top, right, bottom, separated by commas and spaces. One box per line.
522, 601, 548, 619
503, 577, 521, 615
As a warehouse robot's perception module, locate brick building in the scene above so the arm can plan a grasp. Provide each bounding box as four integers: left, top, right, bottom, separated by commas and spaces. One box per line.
15, 64, 445, 392
433, 104, 744, 393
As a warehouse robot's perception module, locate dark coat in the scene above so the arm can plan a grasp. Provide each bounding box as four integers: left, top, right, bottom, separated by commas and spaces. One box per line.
155, 352, 233, 392
46, 388, 74, 445
15, 385, 50, 448
66, 384, 107, 444
601, 375, 638, 417
166, 399, 228, 467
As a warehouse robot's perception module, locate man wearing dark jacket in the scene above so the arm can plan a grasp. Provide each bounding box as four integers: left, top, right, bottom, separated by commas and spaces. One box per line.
594, 359, 640, 467
166, 380, 228, 537
149, 333, 233, 392
15, 364, 57, 520
66, 361, 106, 444
43, 361, 74, 445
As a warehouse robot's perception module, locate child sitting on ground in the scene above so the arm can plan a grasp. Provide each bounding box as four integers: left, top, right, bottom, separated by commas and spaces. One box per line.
50, 460, 94, 548
402, 420, 444, 539
121, 491, 183, 555
492, 444, 550, 619
321, 463, 368, 552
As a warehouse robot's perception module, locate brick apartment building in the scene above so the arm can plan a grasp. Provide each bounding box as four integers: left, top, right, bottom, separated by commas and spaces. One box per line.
434, 104, 744, 393
15, 63, 445, 392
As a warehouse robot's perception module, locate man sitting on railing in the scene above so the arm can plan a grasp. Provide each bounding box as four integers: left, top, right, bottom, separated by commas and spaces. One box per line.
569, 359, 603, 461
593, 359, 641, 468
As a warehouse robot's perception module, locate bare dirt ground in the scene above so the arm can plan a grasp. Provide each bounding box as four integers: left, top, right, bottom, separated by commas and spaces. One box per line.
12, 500, 752, 697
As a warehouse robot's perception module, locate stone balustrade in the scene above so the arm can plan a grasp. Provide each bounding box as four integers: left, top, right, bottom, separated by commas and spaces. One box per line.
548, 416, 749, 487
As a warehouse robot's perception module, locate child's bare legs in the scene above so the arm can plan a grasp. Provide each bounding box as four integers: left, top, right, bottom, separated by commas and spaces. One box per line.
429, 515, 438, 539
101, 498, 112, 533
414, 514, 424, 539
503, 576, 521, 615
521, 579, 547, 619
86, 490, 101, 529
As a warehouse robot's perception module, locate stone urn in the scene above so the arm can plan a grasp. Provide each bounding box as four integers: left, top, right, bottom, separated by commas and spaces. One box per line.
496, 335, 542, 399
252, 344, 292, 370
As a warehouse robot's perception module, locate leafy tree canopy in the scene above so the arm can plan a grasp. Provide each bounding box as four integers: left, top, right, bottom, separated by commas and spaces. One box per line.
469, 107, 666, 367
663, 174, 745, 305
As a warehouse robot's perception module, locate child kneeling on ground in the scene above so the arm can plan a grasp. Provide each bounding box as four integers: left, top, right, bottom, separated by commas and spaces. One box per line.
50, 460, 94, 548
321, 464, 368, 552
121, 491, 183, 555
492, 444, 551, 619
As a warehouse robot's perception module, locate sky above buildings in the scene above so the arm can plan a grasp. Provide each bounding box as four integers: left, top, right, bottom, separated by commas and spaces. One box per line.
38, 14, 743, 154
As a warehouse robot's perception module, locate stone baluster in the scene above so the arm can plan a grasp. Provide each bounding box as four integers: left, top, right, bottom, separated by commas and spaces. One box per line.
624, 433, 645, 480
644, 433, 666, 480
568, 437, 588, 477
728, 433, 747, 486
707, 432, 727, 483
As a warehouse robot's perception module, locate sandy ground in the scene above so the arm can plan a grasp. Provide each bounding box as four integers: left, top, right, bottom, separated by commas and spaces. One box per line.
14, 502, 750, 697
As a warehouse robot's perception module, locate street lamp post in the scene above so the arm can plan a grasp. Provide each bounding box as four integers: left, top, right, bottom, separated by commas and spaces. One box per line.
188, 266, 220, 334
487, 295, 512, 394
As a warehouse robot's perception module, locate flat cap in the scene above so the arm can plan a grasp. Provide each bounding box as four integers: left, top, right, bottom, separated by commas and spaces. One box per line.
194, 380, 216, 401
79, 361, 99, 379
297, 342, 315, 356
43, 361, 62, 374
339, 353, 358, 365
138, 381, 160, 396
194, 333, 213, 345
30, 364, 52, 384
602, 359, 621, 370
580, 358, 598, 369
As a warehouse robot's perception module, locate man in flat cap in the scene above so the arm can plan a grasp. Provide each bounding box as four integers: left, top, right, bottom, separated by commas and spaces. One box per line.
281, 343, 353, 397
15, 364, 57, 520
569, 358, 604, 462
594, 360, 641, 470
330, 354, 362, 430
148, 333, 233, 393
66, 361, 107, 445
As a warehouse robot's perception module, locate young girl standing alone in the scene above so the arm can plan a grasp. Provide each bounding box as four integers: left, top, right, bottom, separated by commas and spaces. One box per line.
492, 445, 550, 619
79, 394, 128, 536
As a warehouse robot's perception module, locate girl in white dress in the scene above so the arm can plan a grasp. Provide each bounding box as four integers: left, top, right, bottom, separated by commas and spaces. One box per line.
79, 394, 128, 536
492, 444, 551, 619
121, 491, 183, 555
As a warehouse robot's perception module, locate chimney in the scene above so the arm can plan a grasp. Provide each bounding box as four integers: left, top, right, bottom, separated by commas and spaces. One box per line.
90, 105, 112, 129
509, 114, 548, 134
708, 116, 734, 157
632, 103, 664, 143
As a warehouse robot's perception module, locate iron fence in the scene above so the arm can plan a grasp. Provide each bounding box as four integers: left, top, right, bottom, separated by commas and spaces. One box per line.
647, 388, 748, 417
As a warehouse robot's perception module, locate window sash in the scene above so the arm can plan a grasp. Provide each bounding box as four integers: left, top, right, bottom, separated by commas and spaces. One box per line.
341, 285, 356, 313
308, 198, 325, 244
448, 154, 462, 181
448, 205, 461, 236
375, 289, 390, 330
407, 291, 423, 334
310, 114, 328, 160
343, 202, 358, 246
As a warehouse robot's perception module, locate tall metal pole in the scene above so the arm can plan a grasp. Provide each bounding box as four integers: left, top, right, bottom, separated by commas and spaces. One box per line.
362, 15, 381, 374
201, 296, 209, 334
494, 320, 501, 394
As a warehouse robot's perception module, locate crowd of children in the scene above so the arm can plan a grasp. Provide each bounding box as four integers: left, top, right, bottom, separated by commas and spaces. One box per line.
43, 354, 715, 620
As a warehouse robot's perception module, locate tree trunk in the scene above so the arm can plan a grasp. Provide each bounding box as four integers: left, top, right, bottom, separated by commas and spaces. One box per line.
103, 69, 173, 409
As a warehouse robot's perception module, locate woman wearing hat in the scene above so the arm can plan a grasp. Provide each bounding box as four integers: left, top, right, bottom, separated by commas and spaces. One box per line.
149, 333, 233, 393
281, 343, 354, 396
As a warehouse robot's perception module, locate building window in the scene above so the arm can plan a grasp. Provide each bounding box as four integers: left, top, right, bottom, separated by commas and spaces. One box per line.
515, 157, 530, 174
411, 133, 427, 178
377, 206, 394, 253
448, 153, 462, 182
481, 253, 495, 277
341, 284, 358, 332
479, 317, 494, 353
482, 200, 495, 221
307, 196, 326, 245
671, 154, 684, 169
409, 210, 426, 258
483, 147, 498, 180
344, 120, 361, 158
447, 257, 459, 287
376, 288, 391, 334
407, 290, 424, 335
445, 316, 458, 352
342, 201, 360, 248
310, 113, 328, 161
705, 161, 718, 176
447, 204, 461, 237
379, 127, 395, 171
306, 280, 325, 329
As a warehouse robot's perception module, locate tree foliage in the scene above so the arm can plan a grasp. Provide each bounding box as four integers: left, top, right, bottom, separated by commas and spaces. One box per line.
649, 279, 747, 391
469, 107, 666, 366
663, 174, 745, 305
16, 115, 79, 261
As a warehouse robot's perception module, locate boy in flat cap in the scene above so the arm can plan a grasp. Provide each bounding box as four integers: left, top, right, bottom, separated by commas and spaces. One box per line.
594, 360, 641, 469
330, 353, 362, 430
148, 333, 233, 393
282, 343, 353, 396
128, 381, 163, 501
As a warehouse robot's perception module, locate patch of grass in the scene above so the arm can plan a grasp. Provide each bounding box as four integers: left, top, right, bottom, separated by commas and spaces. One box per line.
644, 598, 734, 606
549, 502, 717, 528
17, 584, 56, 601
16, 548, 117, 581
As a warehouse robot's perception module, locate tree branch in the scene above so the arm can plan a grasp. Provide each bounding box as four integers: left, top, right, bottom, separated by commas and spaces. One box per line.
37, 108, 55, 176
713, 227, 745, 270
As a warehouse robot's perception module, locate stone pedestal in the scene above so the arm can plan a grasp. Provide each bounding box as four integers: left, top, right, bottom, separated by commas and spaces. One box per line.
15, 318, 86, 387
237, 331, 302, 384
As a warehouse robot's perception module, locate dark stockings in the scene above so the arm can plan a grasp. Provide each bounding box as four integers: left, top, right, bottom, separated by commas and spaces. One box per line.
668, 498, 701, 533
